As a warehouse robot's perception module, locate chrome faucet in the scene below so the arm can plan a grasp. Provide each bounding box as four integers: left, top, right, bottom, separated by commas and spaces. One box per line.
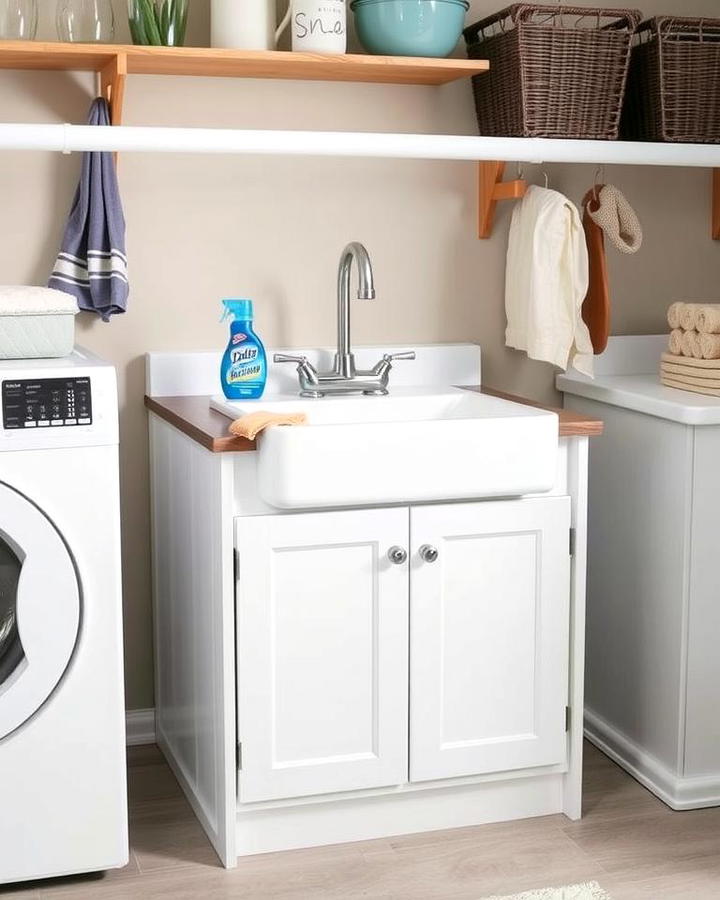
274, 242, 415, 398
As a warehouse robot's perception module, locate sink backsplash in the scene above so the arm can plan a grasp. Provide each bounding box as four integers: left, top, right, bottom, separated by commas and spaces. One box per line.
146, 343, 482, 398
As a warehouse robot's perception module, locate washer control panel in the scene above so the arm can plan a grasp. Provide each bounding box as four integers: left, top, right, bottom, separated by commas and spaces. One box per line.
2, 377, 93, 430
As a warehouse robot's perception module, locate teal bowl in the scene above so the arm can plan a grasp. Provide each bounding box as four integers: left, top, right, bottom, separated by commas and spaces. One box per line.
350, 0, 469, 58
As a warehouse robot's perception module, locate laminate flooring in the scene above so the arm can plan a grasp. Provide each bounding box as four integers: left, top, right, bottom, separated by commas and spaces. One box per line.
3, 742, 720, 899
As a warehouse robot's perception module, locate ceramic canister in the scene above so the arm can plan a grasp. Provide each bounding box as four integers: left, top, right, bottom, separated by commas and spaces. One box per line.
211, 0, 346, 52
211, 0, 275, 49
279, 0, 346, 53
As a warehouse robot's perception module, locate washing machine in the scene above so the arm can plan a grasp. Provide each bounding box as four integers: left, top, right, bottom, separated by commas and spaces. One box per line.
0, 348, 128, 884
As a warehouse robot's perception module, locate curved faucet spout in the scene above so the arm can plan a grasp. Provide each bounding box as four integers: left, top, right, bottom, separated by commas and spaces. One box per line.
335, 242, 375, 376
340, 241, 375, 301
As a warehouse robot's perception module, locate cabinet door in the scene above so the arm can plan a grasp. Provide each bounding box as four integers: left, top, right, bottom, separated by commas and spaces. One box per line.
410, 497, 571, 783
236, 507, 409, 803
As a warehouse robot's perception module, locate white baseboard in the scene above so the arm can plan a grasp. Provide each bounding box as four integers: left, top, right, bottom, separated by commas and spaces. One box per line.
585, 707, 720, 811
234, 773, 566, 858
125, 708, 156, 746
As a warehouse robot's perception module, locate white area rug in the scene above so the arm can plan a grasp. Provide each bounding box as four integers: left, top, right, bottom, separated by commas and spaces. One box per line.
482, 882, 611, 900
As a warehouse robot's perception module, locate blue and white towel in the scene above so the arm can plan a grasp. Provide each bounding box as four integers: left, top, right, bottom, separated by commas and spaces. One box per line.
49, 98, 128, 322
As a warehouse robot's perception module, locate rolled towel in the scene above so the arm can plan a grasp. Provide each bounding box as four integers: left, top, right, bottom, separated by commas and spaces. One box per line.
228, 410, 307, 440
681, 304, 701, 331
667, 302, 686, 330
695, 304, 720, 335
668, 328, 684, 356
699, 333, 720, 360
681, 330, 703, 358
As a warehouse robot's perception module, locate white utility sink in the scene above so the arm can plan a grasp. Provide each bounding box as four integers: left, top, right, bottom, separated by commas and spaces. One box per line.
211, 387, 558, 509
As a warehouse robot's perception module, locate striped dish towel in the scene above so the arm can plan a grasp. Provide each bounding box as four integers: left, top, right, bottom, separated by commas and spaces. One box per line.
48, 97, 128, 322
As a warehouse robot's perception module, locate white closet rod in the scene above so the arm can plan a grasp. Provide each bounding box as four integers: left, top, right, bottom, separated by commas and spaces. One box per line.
1, 123, 720, 166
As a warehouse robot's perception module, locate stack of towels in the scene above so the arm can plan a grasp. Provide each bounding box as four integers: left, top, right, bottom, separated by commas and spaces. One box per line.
663, 302, 720, 396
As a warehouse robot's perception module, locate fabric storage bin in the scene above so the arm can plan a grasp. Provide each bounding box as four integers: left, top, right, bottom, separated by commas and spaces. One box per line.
463, 4, 641, 139
621, 17, 720, 143
0, 287, 78, 359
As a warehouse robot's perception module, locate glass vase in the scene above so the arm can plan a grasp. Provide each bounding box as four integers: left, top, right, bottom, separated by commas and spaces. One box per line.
56, 0, 115, 42
128, 0, 189, 46
0, 0, 38, 39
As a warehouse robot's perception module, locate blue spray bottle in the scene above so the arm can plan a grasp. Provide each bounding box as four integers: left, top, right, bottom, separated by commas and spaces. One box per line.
220, 299, 267, 400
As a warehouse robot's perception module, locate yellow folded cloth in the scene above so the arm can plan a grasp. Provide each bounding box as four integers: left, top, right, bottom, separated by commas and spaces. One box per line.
668, 328, 683, 356
229, 410, 307, 440
667, 302, 686, 330
696, 306, 720, 336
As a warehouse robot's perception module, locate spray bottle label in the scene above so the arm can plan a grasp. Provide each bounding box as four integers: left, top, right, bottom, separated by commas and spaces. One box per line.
226, 334, 263, 383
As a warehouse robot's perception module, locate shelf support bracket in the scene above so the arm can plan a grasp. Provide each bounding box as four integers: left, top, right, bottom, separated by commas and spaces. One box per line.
99, 52, 127, 127
478, 161, 527, 239
713, 169, 720, 240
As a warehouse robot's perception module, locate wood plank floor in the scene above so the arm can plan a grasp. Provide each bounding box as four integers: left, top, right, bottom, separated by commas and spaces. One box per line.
4, 742, 720, 899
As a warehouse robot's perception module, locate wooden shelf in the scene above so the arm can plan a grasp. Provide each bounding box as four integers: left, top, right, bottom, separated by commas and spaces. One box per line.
0, 41, 488, 85
0, 41, 487, 128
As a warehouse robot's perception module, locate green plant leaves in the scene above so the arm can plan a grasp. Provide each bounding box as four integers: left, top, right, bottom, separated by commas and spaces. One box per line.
129, 0, 187, 46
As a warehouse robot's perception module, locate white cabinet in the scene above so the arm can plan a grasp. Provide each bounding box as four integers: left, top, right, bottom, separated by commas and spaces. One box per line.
148, 349, 590, 863
235, 507, 410, 803
236, 497, 571, 803
409, 498, 571, 783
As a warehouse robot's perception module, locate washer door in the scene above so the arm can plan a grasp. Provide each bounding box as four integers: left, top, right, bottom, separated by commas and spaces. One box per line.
0, 482, 80, 740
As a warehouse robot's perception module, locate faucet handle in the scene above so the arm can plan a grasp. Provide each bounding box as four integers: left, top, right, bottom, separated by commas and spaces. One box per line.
274, 353, 309, 365
370, 350, 416, 382
273, 353, 320, 393
382, 351, 416, 362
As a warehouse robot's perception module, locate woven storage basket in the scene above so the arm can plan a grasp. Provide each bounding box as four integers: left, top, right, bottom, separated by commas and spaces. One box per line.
464, 4, 641, 139
621, 17, 720, 143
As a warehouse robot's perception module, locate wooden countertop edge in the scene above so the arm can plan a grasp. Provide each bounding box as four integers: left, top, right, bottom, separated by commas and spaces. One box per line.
471, 386, 604, 437
144, 394, 257, 452
144, 387, 603, 452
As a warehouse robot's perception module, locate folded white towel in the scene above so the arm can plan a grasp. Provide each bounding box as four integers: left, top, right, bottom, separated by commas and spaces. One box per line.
505, 185, 593, 377
0, 286, 79, 316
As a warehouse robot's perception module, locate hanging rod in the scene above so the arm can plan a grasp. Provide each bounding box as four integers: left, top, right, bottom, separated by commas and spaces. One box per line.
2, 123, 720, 166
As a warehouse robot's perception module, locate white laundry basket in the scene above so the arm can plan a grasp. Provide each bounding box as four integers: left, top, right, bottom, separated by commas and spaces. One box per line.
0, 287, 79, 359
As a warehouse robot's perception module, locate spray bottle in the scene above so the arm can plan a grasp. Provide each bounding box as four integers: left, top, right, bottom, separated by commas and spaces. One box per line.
220, 298, 267, 400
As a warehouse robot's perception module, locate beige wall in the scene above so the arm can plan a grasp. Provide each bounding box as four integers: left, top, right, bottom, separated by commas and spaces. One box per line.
1, 0, 718, 710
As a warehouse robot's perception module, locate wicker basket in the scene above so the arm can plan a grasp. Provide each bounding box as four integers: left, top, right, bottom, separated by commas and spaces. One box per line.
621, 17, 720, 143
464, 4, 641, 140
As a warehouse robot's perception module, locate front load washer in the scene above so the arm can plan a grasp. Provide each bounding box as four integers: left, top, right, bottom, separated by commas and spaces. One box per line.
0, 348, 127, 884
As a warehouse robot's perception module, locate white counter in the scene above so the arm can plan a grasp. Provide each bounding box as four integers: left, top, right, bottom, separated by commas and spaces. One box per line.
557, 334, 720, 425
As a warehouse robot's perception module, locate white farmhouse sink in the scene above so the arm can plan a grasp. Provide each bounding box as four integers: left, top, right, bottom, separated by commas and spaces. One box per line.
211, 388, 558, 509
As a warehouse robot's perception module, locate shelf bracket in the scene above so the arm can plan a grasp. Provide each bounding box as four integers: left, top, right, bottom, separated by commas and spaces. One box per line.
99, 52, 127, 127
477, 161, 527, 239
713, 169, 720, 240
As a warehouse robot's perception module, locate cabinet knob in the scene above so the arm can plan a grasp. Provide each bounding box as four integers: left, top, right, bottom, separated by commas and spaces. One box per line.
419, 544, 439, 563
387, 546, 408, 565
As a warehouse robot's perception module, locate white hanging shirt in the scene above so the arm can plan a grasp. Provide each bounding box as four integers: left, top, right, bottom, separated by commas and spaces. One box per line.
505, 185, 593, 378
